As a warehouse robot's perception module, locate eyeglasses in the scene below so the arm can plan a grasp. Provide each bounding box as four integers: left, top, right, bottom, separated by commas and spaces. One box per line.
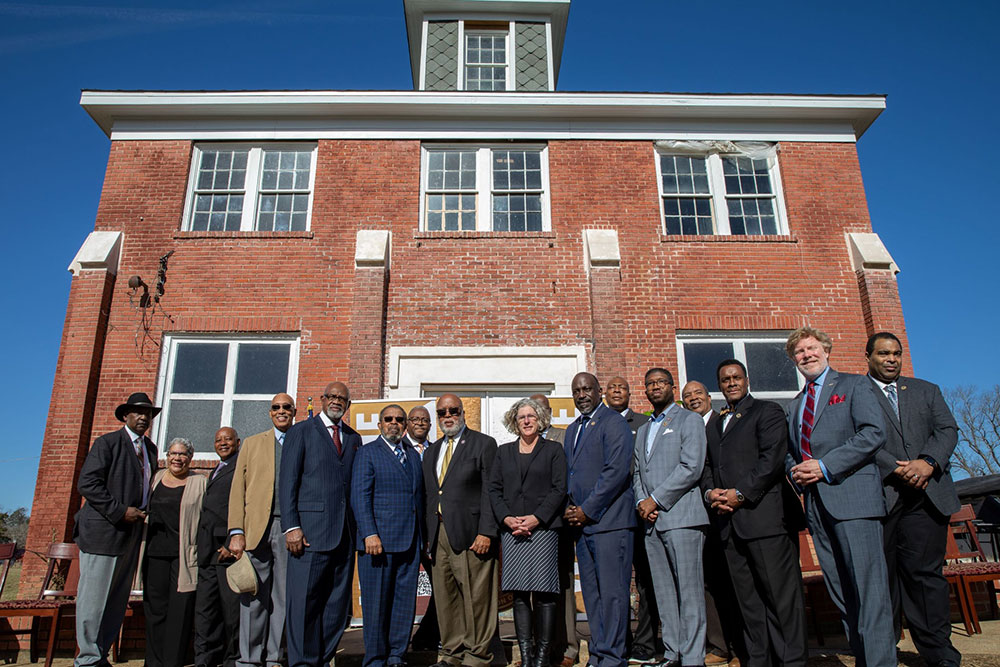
270, 403, 294, 411
322, 393, 349, 402
517, 414, 538, 422
645, 378, 672, 388
436, 407, 462, 417
382, 416, 407, 424
408, 417, 430, 425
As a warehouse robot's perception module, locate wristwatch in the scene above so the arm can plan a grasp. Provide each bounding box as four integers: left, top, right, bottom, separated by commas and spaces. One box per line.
734, 489, 745, 503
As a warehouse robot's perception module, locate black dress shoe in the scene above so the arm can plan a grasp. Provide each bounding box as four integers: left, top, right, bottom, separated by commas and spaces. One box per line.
628, 648, 658, 665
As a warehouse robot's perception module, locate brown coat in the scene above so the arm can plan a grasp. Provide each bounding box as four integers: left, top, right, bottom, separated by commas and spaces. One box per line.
228, 429, 278, 551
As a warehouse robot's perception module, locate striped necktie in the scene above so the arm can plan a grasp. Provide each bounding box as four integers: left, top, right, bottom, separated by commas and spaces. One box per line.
393, 444, 406, 466
885, 384, 899, 419
800, 381, 817, 459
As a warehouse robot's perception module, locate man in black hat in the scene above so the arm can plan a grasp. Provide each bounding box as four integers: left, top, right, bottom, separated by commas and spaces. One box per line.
73, 392, 160, 667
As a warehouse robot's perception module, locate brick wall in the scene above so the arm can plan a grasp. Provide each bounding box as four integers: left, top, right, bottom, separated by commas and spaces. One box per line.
21, 136, 910, 640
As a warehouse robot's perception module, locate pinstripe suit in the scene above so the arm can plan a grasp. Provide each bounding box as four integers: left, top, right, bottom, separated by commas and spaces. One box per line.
353, 436, 425, 667
280, 415, 360, 667
786, 368, 894, 667
633, 404, 708, 666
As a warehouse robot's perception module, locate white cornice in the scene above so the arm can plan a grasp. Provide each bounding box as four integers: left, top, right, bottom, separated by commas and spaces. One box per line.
80, 90, 886, 142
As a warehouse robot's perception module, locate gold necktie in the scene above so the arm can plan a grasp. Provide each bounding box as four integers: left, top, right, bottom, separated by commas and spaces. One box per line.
438, 437, 455, 486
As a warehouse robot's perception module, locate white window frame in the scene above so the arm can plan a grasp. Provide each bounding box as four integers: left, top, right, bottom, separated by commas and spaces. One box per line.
675, 331, 803, 402
419, 143, 551, 232
182, 143, 318, 232
654, 151, 789, 236
154, 334, 300, 460
457, 20, 514, 91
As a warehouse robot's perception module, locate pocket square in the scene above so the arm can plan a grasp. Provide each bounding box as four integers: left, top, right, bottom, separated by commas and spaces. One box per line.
663, 428, 674, 434
828, 394, 846, 405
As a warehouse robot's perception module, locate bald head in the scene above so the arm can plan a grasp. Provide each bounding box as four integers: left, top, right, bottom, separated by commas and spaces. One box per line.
321, 381, 350, 422
270, 392, 296, 432
681, 381, 712, 416
214, 426, 239, 461
605, 376, 631, 411
436, 393, 465, 437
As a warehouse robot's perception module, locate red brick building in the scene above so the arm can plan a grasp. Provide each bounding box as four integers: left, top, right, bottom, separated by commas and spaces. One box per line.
22, 0, 906, 626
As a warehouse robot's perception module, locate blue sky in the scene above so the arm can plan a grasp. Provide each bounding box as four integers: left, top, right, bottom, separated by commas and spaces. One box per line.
0, 0, 996, 511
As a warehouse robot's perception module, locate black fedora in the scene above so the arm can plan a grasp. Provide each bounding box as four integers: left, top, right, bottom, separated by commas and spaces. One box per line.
114, 392, 163, 422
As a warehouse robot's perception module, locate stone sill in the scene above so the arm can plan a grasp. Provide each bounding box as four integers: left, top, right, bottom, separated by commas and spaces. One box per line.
173, 231, 315, 240
659, 234, 798, 243
413, 231, 557, 240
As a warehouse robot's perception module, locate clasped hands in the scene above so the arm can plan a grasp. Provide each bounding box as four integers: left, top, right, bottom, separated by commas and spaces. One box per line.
893, 458, 933, 490
636, 497, 659, 523
790, 459, 824, 487
504, 514, 540, 537
706, 488, 743, 514
563, 504, 590, 527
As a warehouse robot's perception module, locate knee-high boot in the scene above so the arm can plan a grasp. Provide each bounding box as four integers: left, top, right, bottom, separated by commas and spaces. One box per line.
533, 594, 557, 667
513, 593, 535, 667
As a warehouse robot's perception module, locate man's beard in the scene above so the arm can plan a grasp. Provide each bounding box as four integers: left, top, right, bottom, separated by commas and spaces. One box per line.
383, 432, 402, 444
325, 406, 345, 421
441, 416, 465, 437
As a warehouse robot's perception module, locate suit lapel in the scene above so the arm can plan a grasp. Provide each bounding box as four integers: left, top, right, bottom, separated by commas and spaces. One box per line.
440, 431, 470, 487
811, 369, 838, 426
646, 406, 677, 462
869, 377, 903, 435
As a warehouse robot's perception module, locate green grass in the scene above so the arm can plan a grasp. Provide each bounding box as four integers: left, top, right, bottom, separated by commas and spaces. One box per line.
1, 561, 21, 601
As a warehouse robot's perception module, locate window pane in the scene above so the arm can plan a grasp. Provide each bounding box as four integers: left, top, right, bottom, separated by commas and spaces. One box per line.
231, 400, 274, 441
163, 399, 223, 454
683, 343, 735, 390
235, 343, 290, 394
661, 156, 710, 196
172, 343, 228, 393
745, 342, 799, 392
663, 196, 713, 235
427, 150, 476, 192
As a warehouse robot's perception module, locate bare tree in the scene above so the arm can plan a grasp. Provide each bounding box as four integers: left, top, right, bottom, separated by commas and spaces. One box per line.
945, 385, 1000, 477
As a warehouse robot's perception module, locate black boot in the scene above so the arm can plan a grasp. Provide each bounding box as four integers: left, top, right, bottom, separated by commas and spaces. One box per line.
532, 594, 557, 667
513, 593, 535, 666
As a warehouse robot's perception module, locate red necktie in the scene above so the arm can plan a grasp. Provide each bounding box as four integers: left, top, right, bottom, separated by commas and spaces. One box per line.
800, 381, 816, 459
329, 424, 343, 456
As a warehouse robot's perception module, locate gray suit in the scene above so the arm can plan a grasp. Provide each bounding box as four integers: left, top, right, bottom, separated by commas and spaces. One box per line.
786, 368, 894, 667
633, 404, 708, 665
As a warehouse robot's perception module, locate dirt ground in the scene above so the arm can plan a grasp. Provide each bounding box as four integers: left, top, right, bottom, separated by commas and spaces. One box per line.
11, 617, 1000, 666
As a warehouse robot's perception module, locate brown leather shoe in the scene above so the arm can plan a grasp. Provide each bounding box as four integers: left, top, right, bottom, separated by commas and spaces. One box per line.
552, 658, 576, 667
705, 653, 729, 666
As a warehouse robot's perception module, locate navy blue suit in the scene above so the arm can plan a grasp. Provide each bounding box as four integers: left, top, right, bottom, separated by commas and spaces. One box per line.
564, 404, 635, 667
279, 415, 360, 667
352, 437, 425, 667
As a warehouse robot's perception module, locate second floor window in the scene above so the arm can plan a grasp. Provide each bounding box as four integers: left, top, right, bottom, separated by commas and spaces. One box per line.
657, 150, 787, 236
465, 31, 508, 91
422, 145, 548, 232
184, 144, 316, 232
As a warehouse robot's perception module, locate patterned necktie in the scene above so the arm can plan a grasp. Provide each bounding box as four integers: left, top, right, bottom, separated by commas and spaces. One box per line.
573, 415, 590, 453
329, 423, 343, 456
438, 437, 455, 486
393, 444, 406, 466
886, 384, 899, 419
800, 381, 817, 459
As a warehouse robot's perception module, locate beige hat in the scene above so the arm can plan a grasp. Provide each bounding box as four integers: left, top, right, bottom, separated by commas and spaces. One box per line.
226, 553, 258, 595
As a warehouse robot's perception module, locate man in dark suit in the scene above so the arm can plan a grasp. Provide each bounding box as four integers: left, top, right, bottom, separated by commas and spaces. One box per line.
604, 376, 658, 665
422, 394, 499, 667
785, 326, 894, 667
866, 332, 961, 667
73, 392, 159, 667
195, 427, 242, 667
702, 361, 807, 667
407, 405, 440, 653
564, 372, 635, 667
353, 405, 425, 667
280, 382, 361, 667
682, 380, 744, 667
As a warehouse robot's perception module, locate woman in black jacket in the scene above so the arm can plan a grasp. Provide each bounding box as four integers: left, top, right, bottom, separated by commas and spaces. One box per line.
489, 397, 567, 667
